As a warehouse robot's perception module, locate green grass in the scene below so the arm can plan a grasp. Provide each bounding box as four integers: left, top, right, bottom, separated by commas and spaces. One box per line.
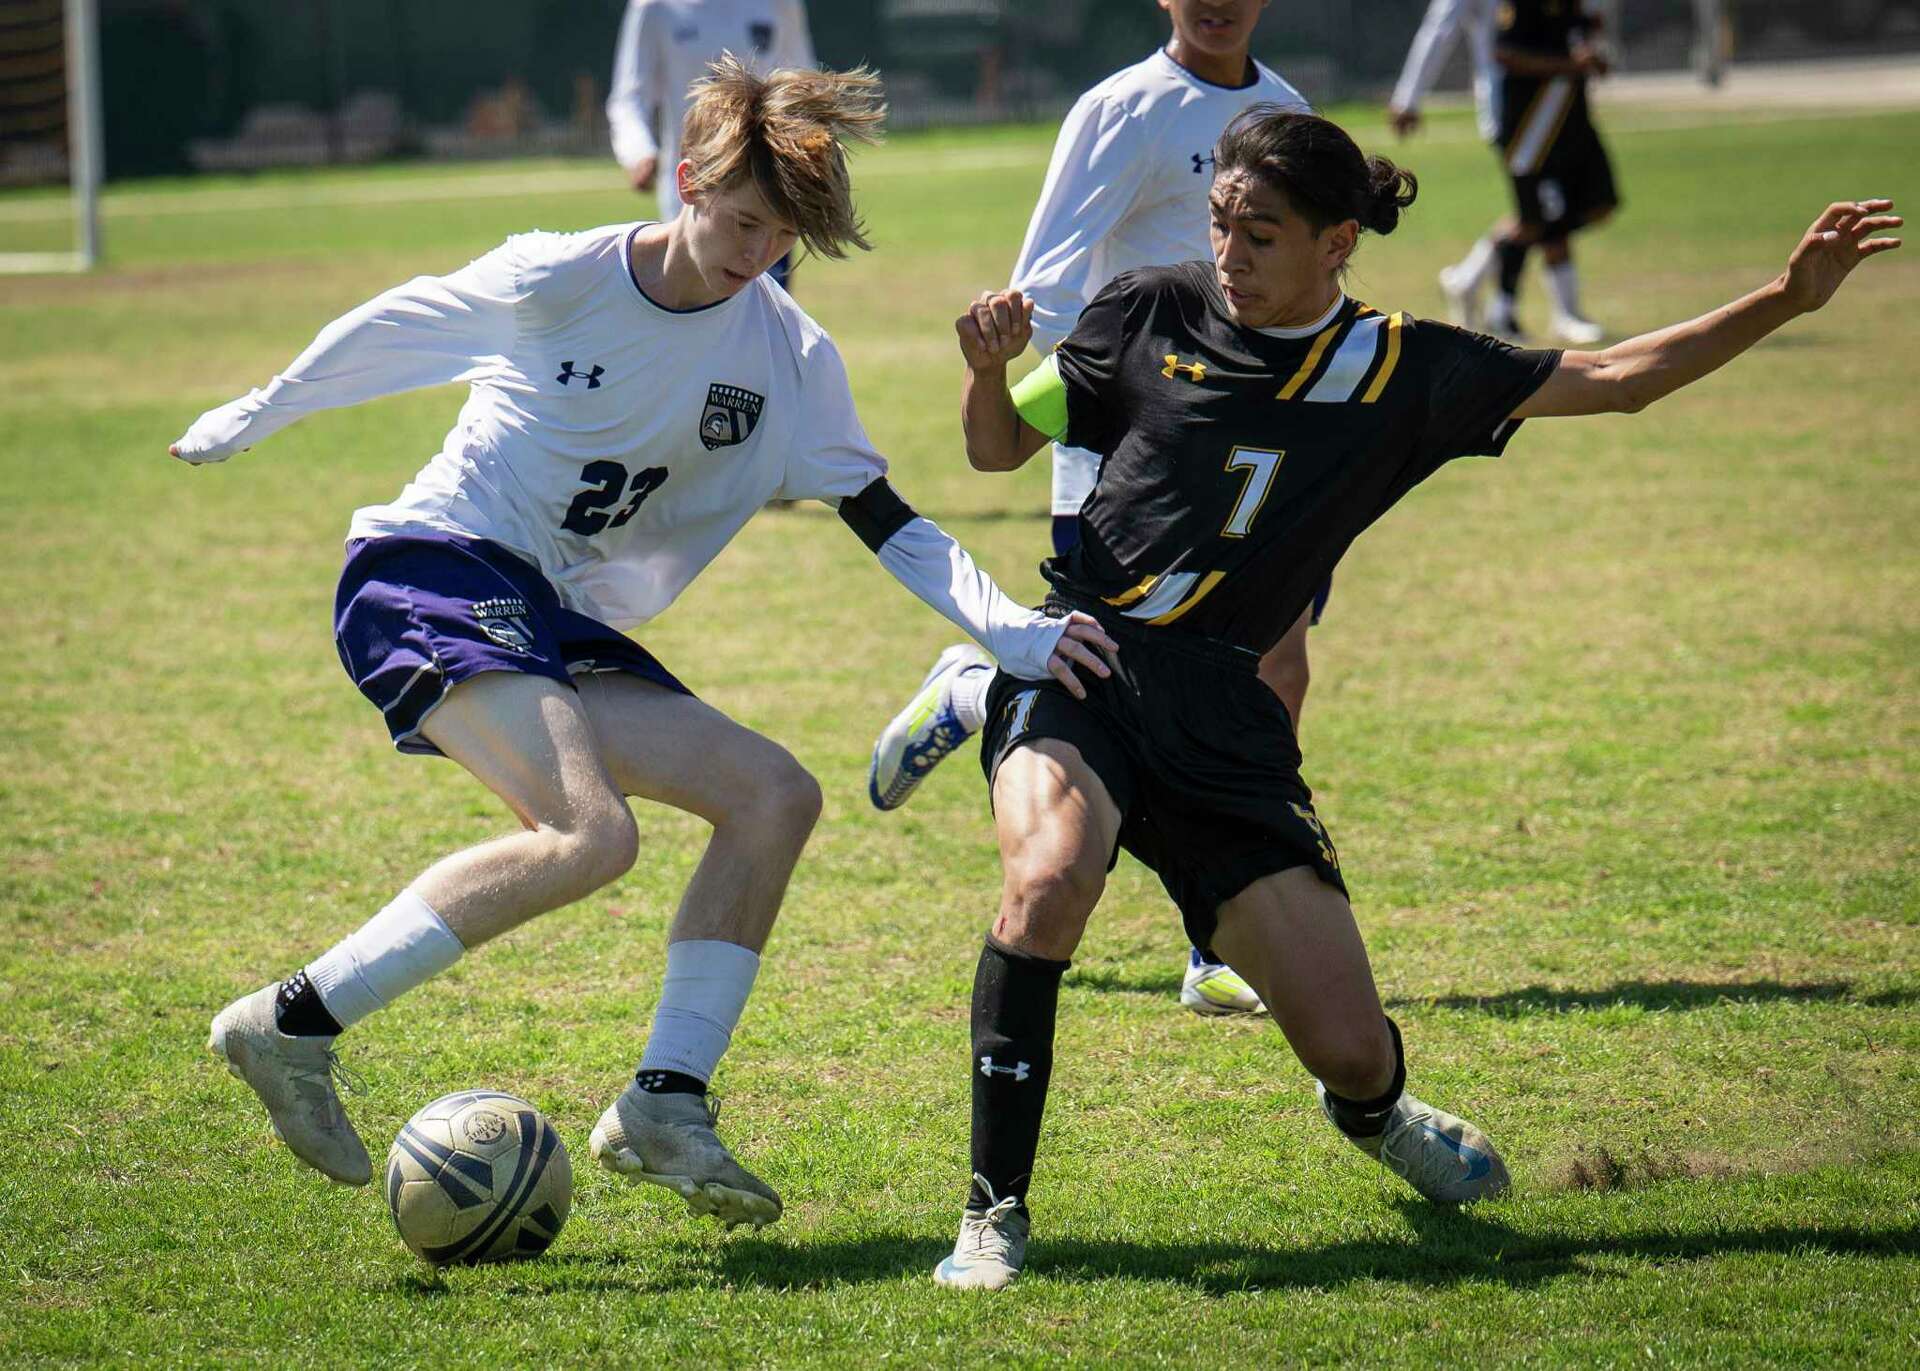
2, 106, 1917, 1367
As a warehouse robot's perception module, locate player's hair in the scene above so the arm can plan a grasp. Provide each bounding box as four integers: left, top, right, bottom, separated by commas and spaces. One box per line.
1214, 107, 1419, 238
679, 55, 886, 260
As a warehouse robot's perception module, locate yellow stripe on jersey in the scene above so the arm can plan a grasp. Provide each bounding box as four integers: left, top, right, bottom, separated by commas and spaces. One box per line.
1146, 570, 1226, 625
1304, 314, 1386, 403
1359, 312, 1406, 404
1275, 317, 1342, 400
1104, 572, 1158, 608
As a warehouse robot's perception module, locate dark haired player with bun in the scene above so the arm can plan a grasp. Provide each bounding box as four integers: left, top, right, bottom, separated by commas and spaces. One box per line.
930, 105, 1899, 1289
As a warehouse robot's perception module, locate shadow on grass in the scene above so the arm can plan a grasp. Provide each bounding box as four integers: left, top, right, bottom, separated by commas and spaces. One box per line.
712, 1205, 1920, 1295
1392, 979, 1919, 1017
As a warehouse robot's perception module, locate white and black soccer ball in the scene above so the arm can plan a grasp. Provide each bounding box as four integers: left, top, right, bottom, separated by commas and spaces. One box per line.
385, 1089, 571, 1265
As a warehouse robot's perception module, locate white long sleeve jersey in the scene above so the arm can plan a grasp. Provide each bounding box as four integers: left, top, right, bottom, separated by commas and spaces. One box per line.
1389, 0, 1500, 143
607, 0, 815, 218
172, 224, 1067, 677
1010, 49, 1309, 356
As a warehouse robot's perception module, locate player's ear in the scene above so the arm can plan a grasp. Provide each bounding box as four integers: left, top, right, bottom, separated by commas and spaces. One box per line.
1324, 219, 1359, 273
675, 159, 697, 205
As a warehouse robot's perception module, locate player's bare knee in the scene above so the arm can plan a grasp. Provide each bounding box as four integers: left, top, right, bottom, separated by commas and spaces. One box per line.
555, 798, 640, 892
998, 854, 1103, 939
1300, 1021, 1396, 1100
749, 753, 823, 842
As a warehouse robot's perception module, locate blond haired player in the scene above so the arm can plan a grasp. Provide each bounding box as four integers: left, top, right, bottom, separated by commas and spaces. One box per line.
178, 60, 1114, 1230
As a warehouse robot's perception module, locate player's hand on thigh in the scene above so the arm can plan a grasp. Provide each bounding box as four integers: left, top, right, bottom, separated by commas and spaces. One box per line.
1045, 612, 1119, 701
956, 289, 1036, 372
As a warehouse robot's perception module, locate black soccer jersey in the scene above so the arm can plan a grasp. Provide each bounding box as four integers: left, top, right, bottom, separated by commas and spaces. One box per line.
1495, 0, 1596, 158
1041, 262, 1559, 655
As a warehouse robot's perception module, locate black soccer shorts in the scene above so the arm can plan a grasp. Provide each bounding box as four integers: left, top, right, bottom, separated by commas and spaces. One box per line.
978, 611, 1346, 954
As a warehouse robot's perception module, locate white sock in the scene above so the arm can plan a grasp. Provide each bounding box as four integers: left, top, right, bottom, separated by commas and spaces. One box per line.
306, 889, 465, 1030
637, 939, 761, 1085
1544, 261, 1582, 318
1453, 234, 1499, 289
949, 663, 996, 734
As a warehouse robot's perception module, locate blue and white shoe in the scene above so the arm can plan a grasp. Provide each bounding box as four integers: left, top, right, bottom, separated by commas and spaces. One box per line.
1179, 948, 1266, 1017
868, 644, 993, 811
1318, 1085, 1511, 1205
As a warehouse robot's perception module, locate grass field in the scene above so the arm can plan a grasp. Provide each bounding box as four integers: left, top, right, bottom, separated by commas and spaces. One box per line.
3, 104, 1917, 1366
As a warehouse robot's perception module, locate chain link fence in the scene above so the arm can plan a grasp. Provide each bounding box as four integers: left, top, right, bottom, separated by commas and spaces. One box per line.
5, 0, 1916, 183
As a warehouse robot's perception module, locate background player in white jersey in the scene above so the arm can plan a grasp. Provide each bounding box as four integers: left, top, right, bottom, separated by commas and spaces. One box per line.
607, 0, 815, 287
1385, 0, 1514, 332
175, 59, 1115, 1229
868, 0, 1314, 1020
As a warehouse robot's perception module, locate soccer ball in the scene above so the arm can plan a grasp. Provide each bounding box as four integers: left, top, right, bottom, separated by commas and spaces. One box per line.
385, 1090, 572, 1265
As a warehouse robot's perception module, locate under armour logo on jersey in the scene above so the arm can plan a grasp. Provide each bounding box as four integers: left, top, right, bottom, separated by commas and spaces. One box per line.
1163, 355, 1207, 382
1192, 152, 1215, 174
979, 1056, 1031, 1081
557, 362, 605, 389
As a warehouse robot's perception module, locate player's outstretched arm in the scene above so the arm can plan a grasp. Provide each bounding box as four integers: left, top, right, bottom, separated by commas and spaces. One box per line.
959, 289, 1050, 472
1515, 200, 1901, 420
168, 255, 521, 465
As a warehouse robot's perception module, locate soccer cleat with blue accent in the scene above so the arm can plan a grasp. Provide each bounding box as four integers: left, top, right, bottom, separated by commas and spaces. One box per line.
932, 1176, 1029, 1290
208, 984, 372, 1185
868, 644, 993, 811
1318, 1085, 1511, 1205
590, 1083, 782, 1230
1179, 948, 1266, 1016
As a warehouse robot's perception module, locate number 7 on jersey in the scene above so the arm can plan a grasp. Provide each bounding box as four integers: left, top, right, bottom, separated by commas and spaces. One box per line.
1222, 446, 1284, 538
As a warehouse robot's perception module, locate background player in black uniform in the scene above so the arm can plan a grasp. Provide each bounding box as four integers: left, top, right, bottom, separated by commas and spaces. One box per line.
1489, 0, 1619, 342
929, 106, 1899, 1290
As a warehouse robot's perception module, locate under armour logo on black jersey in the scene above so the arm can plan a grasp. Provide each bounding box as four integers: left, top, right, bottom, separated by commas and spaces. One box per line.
1192, 152, 1215, 174
1163, 354, 1207, 382
557, 362, 605, 389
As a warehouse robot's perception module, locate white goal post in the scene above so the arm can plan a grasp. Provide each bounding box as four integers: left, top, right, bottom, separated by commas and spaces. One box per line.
0, 0, 101, 273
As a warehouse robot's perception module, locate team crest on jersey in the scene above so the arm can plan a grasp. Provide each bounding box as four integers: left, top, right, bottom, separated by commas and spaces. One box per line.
472, 597, 534, 655
700, 383, 764, 450
749, 21, 773, 50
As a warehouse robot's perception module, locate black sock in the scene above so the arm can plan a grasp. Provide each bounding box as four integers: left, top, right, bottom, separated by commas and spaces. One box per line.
274, 969, 345, 1038
1320, 1017, 1407, 1139
634, 1068, 707, 1096
1050, 514, 1082, 558
1495, 239, 1528, 303
968, 935, 1068, 1213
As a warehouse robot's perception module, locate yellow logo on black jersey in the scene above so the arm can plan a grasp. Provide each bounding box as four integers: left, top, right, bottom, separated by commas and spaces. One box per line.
1162, 354, 1207, 382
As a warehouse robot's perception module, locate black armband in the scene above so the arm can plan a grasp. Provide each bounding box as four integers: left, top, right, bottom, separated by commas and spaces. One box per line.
837, 477, 916, 553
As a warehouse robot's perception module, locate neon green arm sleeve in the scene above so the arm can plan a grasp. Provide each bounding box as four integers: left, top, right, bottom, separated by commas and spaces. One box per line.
1009, 353, 1069, 441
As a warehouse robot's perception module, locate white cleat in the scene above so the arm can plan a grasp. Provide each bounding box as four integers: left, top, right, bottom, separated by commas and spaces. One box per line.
590, 1084, 782, 1229
932, 1177, 1029, 1290
1438, 263, 1483, 332
1318, 1085, 1511, 1205
1549, 312, 1606, 345
868, 643, 993, 811
1179, 950, 1266, 1017
207, 984, 372, 1185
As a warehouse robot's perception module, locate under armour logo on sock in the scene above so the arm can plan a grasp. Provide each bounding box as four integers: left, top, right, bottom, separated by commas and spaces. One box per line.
979, 1056, 1031, 1081
557, 361, 605, 388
